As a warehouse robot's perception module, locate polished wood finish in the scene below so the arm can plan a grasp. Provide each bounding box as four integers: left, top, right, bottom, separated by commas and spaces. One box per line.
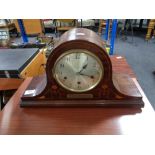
0, 78, 23, 91
0, 56, 154, 135
21, 28, 143, 107
20, 73, 143, 107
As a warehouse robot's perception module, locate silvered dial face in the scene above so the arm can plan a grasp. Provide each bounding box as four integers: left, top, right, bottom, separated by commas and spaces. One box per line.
53, 49, 103, 92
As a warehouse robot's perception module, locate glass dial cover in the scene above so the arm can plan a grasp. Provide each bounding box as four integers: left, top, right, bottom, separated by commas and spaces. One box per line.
53, 49, 104, 92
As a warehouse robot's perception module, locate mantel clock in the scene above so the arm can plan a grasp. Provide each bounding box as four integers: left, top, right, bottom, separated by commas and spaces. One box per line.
21, 28, 144, 107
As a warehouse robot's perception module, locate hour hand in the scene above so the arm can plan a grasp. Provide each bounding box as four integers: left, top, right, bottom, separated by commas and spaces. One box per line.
82, 64, 88, 69
78, 63, 88, 74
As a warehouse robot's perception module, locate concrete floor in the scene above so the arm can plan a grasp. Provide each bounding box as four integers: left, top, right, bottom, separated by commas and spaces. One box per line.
114, 34, 155, 110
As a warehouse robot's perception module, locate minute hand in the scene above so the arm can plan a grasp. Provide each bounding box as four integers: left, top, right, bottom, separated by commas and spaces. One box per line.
79, 73, 92, 78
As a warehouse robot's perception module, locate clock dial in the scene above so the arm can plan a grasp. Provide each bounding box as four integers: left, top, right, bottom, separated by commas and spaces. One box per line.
53, 49, 104, 92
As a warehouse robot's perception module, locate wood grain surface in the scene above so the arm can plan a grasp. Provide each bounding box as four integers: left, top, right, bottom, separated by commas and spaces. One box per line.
0, 78, 23, 91
0, 56, 155, 135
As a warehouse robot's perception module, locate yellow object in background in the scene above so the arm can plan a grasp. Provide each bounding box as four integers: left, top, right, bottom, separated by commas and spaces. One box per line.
14, 19, 44, 35
20, 48, 46, 78
146, 19, 155, 41
106, 47, 110, 54
55, 19, 77, 32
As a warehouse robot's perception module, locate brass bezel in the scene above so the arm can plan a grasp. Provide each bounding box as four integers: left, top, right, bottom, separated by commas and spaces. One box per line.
52, 49, 104, 92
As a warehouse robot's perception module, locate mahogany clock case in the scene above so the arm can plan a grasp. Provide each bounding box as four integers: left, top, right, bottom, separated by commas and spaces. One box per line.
21, 28, 144, 108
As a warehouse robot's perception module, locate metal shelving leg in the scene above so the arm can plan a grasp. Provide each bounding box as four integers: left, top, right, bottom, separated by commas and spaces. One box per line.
17, 19, 28, 43
110, 19, 117, 55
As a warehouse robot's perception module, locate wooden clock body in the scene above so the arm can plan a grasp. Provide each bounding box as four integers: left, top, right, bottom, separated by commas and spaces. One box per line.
21, 28, 144, 107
